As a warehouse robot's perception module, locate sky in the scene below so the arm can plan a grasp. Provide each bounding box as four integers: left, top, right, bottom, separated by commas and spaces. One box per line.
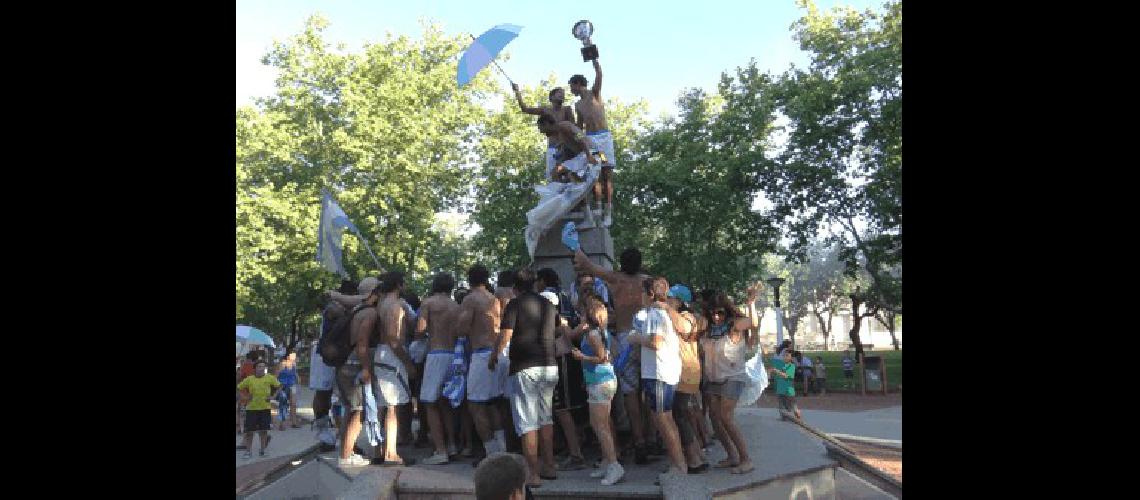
237, 0, 885, 118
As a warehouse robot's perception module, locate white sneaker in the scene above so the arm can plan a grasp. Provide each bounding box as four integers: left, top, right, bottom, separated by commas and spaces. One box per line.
601, 462, 625, 486
422, 452, 449, 465
338, 454, 370, 467
590, 464, 607, 478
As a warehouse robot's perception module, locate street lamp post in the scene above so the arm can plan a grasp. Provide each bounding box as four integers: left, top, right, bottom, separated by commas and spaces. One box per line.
766, 277, 786, 348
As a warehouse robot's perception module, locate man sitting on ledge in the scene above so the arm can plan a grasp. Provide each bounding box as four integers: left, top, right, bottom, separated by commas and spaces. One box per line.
536, 113, 598, 184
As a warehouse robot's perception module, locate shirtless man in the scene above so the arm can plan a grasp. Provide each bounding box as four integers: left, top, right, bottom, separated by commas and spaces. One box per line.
569, 58, 615, 227
536, 114, 598, 185
372, 271, 417, 465
513, 84, 576, 181
572, 247, 653, 463
336, 283, 383, 467
455, 264, 509, 458
415, 273, 462, 465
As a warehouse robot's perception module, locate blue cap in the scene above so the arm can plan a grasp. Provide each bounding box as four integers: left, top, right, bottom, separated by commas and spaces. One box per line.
667, 284, 692, 303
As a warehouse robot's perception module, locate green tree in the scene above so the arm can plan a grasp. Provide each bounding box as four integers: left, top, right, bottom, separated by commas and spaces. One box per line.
613, 88, 778, 294
742, 1, 901, 324
237, 15, 497, 342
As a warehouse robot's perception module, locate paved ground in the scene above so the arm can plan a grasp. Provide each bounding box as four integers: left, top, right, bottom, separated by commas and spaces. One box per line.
741, 403, 902, 442
325, 411, 837, 498
754, 391, 902, 412
236, 385, 321, 494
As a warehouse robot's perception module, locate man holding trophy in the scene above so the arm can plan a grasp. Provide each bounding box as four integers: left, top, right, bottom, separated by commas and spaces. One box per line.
569, 20, 615, 228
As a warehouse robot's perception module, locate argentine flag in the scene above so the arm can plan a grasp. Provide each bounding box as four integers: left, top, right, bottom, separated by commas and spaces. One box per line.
316, 191, 358, 277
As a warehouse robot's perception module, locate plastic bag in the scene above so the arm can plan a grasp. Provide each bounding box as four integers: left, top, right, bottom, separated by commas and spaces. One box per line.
736, 347, 770, 407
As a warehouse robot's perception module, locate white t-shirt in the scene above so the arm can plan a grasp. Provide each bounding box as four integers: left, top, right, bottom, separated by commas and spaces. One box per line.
632, 306, 681, 385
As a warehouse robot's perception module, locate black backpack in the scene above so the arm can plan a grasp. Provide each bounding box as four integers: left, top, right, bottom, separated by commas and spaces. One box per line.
319, 303, 370, 367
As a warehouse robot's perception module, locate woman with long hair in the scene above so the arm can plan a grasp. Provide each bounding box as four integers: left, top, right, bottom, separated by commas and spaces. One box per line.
570, 290, 624, 485
700, 285, 762, 474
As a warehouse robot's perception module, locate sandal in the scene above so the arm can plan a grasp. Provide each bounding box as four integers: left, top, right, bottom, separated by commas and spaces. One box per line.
715, 458, 739, 468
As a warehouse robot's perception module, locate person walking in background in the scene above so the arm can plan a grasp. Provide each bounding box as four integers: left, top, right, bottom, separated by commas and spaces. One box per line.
842, 352, 855, 390
814, 356, 827, 395
769, 350, 802, 420
276, 351, 301, 430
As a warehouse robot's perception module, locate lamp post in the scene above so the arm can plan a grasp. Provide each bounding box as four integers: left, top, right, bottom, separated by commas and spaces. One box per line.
766, 277, 786, 348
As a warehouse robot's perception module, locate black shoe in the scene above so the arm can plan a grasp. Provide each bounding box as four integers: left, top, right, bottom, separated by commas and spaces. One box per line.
688, 463, 709, 474
318, 443, 336, 453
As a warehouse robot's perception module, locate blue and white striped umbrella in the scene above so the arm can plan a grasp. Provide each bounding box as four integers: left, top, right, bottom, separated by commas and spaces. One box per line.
236, 325, 276, 348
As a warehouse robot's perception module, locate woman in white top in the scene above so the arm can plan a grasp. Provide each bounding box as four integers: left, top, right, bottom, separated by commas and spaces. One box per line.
699, 285, 761, 475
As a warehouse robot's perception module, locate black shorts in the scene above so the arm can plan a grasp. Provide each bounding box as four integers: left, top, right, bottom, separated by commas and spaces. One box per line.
552, 355, 587, 413
244, 409, 272, 432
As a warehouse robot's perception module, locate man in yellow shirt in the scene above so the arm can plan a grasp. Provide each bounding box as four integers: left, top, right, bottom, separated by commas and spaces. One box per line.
238, 361, 282, 459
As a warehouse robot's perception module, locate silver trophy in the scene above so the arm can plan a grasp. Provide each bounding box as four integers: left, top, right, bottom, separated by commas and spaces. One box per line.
572, 20, 598, 62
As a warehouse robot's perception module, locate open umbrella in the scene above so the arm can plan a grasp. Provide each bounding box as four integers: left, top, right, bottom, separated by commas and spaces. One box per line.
236, 325, 276, 348
457, 23, 522, 87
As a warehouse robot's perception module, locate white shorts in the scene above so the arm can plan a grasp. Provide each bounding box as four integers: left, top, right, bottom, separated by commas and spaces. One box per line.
309, 342, 335, 391
496, 343, 510, 397
509, 366, 558, 435
587, 129, 615, 168
467, 348, 503, 403
372, 345, 410, 407
419, 350, 453, 403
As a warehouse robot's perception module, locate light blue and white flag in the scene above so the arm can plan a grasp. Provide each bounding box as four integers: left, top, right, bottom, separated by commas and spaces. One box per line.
316, 191, 359, 277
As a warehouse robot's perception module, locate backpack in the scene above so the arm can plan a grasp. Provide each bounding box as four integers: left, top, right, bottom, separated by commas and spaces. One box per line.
319, 303, 370, 367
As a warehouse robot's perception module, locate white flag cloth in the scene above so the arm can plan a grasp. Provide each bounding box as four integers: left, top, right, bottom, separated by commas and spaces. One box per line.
316, 191, 358, 277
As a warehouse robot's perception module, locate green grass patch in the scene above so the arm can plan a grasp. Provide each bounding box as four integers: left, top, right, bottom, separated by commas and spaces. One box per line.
788, 349, 902, 392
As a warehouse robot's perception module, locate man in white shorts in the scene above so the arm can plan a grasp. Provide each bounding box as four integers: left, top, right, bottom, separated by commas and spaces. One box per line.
370, 271, 417, 465
457, 265, 510, 458
415, 273, 462, 464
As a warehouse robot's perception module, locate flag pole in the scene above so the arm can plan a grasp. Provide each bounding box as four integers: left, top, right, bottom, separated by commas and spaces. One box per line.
321, 188, 384, 272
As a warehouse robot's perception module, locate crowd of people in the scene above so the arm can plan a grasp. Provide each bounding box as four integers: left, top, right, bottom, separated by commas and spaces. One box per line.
281, 244, 780, 488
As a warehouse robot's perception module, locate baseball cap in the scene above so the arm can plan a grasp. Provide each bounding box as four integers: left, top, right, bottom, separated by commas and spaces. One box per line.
667, 284, 692, 303
358, 276, 380, 295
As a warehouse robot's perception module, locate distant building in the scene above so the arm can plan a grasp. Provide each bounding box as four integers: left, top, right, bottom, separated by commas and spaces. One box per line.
751, 303, 901, 352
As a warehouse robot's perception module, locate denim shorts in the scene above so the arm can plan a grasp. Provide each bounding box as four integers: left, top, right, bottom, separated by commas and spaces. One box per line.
586, 379, 617, 405
641, 378, 676, 413
706, 379, 746, 400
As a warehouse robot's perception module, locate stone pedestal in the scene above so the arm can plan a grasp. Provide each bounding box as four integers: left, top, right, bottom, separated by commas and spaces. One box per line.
530, 195, 614, 289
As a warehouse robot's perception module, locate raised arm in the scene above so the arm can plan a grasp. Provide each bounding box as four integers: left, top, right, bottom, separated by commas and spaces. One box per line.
573, 249, 625, 284
512, 83, 544, 115
591, 59, 602, 99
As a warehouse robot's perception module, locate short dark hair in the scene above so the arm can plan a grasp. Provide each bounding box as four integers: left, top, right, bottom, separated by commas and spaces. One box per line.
536, 268, 560, 289
468, 264, 490, 287
619, 248, 642, 275
569, 74, 587, 86
474, 453, 527, 500
497, 270, 516, 287
536, 113, 556, 126
454, 287, 469, 304
514, 268, 537, 292
338, 279, 357, 294
401, 291, 421, 310
378, 271, 405, 293
431, 273, 456, 295
548, 87, 563, 100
